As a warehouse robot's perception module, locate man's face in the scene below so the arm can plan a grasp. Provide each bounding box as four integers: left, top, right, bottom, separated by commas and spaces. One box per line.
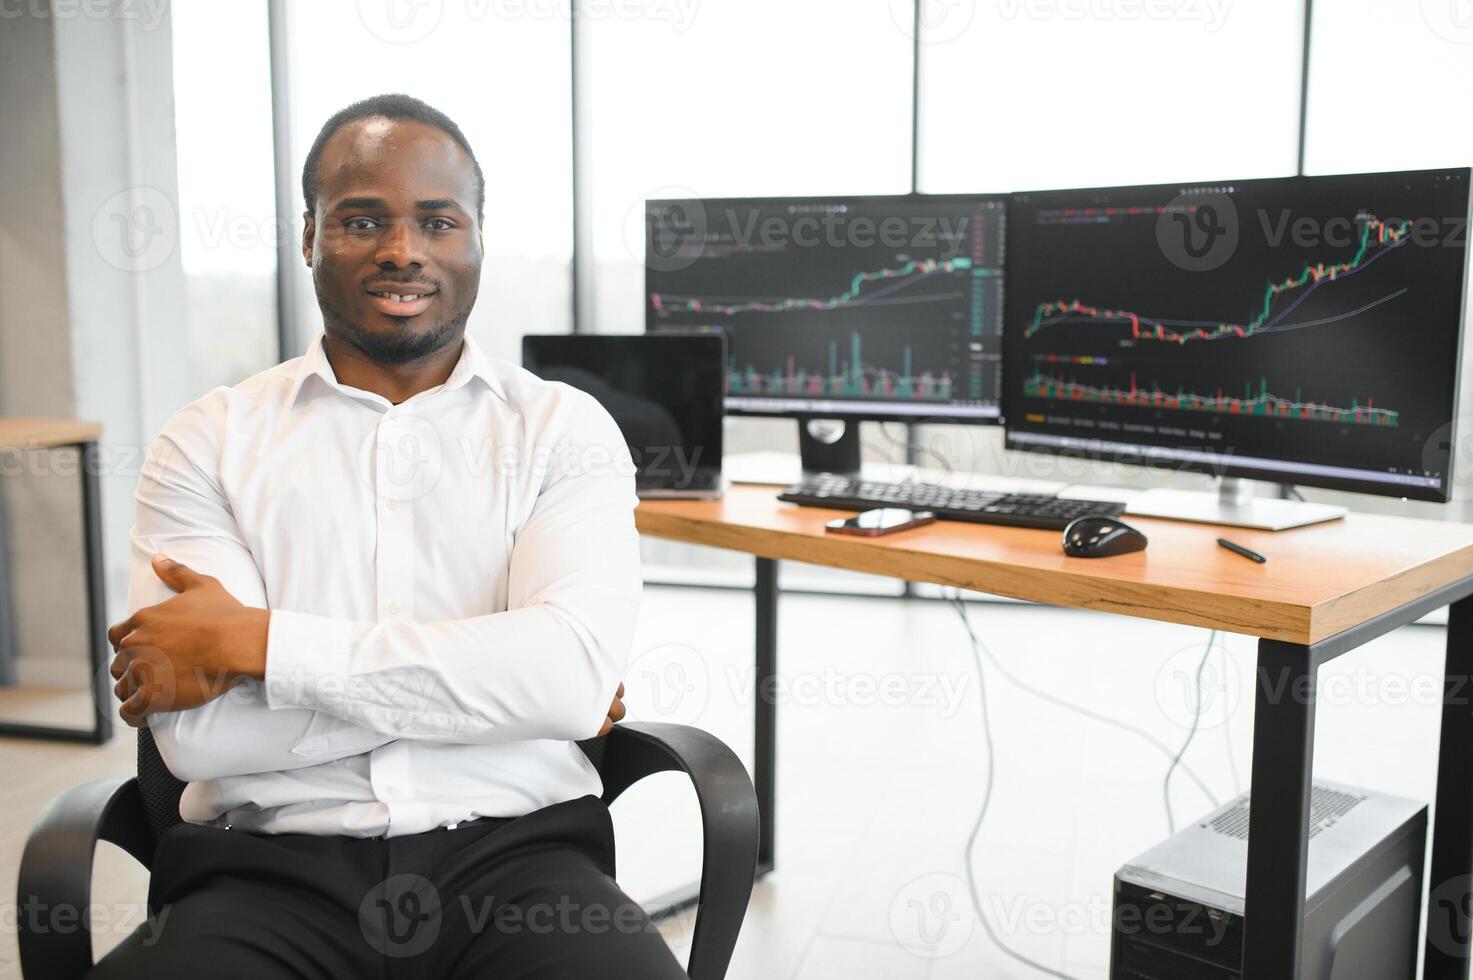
303, 117, 483, 364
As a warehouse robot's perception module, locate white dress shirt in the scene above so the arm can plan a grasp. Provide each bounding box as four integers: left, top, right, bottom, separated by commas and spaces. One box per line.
128, 330, 641, 837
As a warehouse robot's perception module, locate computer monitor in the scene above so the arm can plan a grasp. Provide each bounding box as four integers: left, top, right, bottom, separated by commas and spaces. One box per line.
645, 193, 1006, 474
1003, 168, 1471, 528
522, 334, 726, 498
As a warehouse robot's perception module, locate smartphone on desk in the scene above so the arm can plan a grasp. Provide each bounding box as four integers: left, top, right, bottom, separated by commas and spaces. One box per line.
825, 508, 937, 537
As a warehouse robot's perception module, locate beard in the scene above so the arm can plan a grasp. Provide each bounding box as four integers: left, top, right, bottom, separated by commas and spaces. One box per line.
315, 275, 475, 365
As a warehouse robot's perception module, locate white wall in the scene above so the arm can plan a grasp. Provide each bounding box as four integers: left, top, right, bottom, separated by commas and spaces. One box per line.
0, 1, 193, 690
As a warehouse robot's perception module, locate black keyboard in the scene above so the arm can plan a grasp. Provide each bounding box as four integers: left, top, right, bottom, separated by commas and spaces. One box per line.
777, 473, 1126, 530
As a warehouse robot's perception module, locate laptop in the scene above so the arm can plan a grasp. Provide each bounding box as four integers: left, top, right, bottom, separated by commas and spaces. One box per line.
521, 334, 725, 498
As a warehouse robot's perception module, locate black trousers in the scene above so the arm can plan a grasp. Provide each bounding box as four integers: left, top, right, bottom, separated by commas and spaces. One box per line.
87, 795, 686, 979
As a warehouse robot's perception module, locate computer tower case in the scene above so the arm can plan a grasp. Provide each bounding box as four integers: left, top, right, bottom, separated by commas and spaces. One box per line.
1110, 780, 1426, 980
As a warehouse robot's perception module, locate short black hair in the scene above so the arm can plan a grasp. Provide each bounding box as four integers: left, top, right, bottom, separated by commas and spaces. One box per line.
301, 93, 485, 222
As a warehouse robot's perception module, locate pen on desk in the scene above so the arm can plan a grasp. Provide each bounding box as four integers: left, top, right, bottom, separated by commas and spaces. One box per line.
1217, 537, 1266, 564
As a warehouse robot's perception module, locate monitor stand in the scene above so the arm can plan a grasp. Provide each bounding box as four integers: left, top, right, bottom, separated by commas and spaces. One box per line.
725, 420, 918, 485
1125, 478, 1348, 531
798, 418, 861, 476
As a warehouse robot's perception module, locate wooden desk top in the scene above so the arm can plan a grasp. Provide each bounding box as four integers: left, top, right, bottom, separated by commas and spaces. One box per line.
636, 485, 1473, 645
0, 418, 102, 451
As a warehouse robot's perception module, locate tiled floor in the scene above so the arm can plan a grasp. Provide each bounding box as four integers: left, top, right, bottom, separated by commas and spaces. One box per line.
1, 579, 1449, 979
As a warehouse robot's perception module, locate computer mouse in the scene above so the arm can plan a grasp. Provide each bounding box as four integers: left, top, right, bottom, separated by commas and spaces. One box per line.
1062, 515, 1148, 558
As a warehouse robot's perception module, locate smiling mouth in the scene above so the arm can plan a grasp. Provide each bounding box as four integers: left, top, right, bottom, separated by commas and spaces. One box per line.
366, 287, 438, 318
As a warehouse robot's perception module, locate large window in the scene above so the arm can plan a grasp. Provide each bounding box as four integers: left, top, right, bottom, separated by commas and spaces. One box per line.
1304, 0, 1473, 512
1304, 0, 1473, 176
171, 0, 280, 390
916, 0, 1306, 192
281, 0, 575, 364
575, 0, 916, 334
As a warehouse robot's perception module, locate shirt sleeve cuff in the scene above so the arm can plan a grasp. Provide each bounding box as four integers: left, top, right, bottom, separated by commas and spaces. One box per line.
264, 609, 356, 711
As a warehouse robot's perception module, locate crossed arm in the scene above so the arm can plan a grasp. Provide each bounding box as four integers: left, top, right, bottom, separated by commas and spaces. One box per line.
108, 404, 638, 784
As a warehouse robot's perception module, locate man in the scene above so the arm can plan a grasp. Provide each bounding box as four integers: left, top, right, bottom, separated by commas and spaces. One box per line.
93, 93, 686, 978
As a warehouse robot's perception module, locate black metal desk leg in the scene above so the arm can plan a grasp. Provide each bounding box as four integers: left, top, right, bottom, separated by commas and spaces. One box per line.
639, 561, 776, 921
754, 557, 777, 875
1425, 594, 1473, 979
0, 441, 111, 743
81, 441, 112, 744
1242, 638, 1317, 980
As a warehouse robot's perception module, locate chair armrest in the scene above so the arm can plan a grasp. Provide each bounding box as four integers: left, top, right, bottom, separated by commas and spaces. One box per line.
601, 721, 759, 980
18, 777, 153, 980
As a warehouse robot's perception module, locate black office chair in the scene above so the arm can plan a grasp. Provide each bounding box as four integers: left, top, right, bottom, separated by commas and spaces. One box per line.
18, 723, 758, 980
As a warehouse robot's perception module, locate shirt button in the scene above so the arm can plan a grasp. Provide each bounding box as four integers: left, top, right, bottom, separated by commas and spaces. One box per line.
387, 601, 401, 615
394, 718, 408, 731
387, 499, 398, 512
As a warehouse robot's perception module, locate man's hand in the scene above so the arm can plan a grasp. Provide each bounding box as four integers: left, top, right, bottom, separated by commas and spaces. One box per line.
597, 682, 626, 736
107, 554, 270, 727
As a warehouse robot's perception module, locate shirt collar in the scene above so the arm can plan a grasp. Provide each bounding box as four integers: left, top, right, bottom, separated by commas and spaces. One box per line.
284, 331, 505, 410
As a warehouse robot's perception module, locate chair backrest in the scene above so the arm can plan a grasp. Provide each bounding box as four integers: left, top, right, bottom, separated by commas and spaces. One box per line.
136, 727, 187, 847
135, 728, 611, 850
